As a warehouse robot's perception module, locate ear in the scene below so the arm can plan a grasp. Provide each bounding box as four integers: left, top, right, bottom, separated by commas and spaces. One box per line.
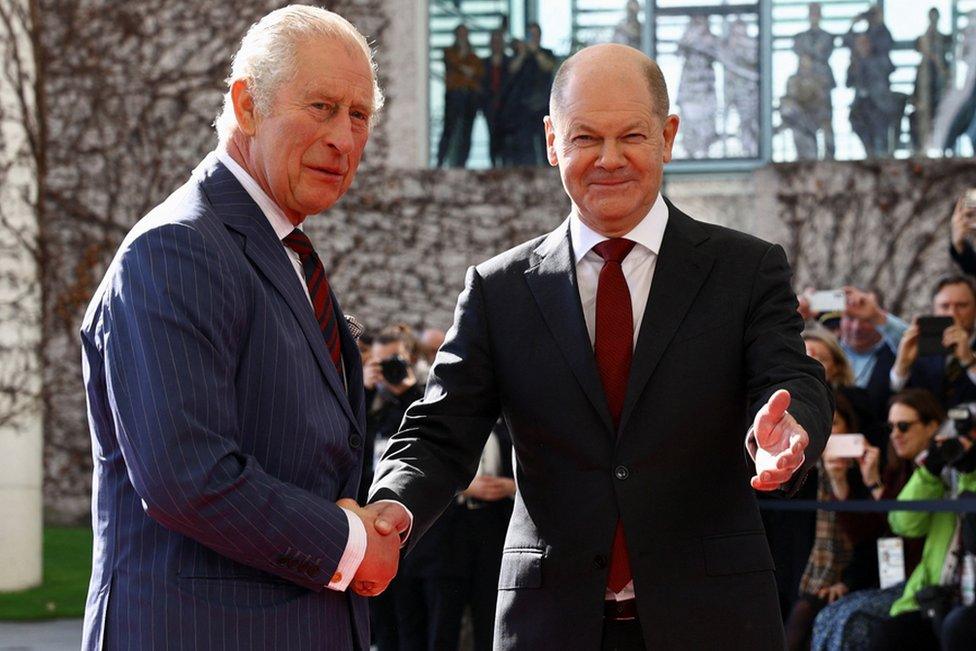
661, 114, 680, 164
231, 79, 259, 137
544, 115, 559, 167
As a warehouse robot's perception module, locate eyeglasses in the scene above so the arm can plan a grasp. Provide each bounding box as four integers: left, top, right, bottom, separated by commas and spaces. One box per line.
887, 420, 919, 433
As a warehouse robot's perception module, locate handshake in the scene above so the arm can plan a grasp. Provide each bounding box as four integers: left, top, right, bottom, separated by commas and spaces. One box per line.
336, 499, 412, 597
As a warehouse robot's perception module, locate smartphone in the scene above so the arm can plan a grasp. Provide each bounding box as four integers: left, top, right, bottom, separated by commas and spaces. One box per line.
917, 315, 954, 357
808, 289, 846, 313
823, 433, 866, 459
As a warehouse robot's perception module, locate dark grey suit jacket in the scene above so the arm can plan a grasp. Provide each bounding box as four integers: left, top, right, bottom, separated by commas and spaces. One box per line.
81, 156, 369, 649
371, 201, 832, 650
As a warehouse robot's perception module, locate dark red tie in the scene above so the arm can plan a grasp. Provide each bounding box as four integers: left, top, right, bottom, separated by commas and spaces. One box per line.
593, 238, 636, 594
283, 229, 342, 373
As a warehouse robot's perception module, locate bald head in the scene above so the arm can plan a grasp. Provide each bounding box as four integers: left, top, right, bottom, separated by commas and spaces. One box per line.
550, 44, 669, 124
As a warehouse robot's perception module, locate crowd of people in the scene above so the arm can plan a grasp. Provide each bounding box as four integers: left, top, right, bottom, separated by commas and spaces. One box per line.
781, 4, 976, 160
763, 193, 976, 650
437, 22, 555, 168
355, 325, 514, 651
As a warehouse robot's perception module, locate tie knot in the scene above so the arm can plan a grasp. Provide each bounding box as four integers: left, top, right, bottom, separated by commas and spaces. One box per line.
282, 228, 314, 259
593, 238, 636, 264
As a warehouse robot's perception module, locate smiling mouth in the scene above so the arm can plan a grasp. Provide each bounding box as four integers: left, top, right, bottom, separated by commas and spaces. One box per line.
307, 165, 345, 177
590, 179, 632, 187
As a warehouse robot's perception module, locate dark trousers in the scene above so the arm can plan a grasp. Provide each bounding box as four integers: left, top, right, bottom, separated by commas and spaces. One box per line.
602, 619, 646, 651
785, 593, 827, 651
395, 576, 466, 651
943, 604, 976, 650
437, 90, 478, 168
868, 610, 940, 651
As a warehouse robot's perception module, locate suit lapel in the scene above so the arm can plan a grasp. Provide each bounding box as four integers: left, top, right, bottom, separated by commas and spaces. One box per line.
617, 205, 714, 436
200, 157, 363, 436
524, 222, 615, 434
334, 294, 367, 431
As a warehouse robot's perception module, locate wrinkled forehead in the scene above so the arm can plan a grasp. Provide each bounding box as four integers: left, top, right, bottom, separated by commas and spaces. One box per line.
294, 36, 375, 100
555, 67, 656, 125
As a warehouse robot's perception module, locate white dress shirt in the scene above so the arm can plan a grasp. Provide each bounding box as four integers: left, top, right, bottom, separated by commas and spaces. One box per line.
215, 149, 367, 592
570, 195, 668, 601
571, 193, 669, 350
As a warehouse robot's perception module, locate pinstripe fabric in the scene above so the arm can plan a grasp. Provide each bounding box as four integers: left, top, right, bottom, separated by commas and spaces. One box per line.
80, 154, 369, 650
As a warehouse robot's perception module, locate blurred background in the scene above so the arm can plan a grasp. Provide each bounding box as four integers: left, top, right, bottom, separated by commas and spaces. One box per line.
2, 0, 976, 648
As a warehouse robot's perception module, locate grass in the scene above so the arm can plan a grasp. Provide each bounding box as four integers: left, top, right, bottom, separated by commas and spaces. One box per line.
0, 527, 92, 620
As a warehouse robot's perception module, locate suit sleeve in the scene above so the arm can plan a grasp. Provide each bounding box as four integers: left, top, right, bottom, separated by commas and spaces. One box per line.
369, 266, 501, 551
743, 243, 834, 496
950, 240, 976, 277
102, 222, 352, 591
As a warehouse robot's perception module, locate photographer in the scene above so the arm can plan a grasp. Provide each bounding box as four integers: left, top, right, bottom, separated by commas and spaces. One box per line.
362, 324, 424, 500
868, 400, 976, 650
361, 325, 424, 651
892, 275, 976, 410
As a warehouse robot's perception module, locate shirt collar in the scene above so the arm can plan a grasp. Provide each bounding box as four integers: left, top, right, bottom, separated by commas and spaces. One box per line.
569, 193, 669, 263
215, 148, 297, 241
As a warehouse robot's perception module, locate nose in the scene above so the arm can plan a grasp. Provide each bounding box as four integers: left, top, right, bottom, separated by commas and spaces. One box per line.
595, 140, 626, 171
322, 109, 355, 156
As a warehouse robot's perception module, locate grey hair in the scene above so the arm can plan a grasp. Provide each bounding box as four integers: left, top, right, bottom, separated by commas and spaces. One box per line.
214, 5, 385, 143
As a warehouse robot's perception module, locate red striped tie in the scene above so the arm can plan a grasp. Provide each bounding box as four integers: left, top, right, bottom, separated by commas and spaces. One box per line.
593, 238, 636, 594
283, 229, 342, 373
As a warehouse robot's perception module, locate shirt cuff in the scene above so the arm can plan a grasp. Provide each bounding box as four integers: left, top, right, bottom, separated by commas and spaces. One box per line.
373, 499, 415, 546
889, 366, 908, 392
327, 507, 367, 591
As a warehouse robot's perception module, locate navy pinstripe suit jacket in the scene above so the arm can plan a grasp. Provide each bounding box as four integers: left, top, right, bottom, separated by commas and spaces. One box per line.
80, 155, 369, 650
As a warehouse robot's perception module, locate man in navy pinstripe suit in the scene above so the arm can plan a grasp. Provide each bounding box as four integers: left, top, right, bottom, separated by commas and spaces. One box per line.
80, 7, 401, 649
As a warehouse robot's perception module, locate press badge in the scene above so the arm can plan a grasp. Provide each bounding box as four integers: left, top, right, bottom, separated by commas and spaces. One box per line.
877, 537, 905, 589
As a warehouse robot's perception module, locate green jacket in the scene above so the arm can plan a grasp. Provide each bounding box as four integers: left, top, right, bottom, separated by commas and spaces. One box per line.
888, 466, 976, 616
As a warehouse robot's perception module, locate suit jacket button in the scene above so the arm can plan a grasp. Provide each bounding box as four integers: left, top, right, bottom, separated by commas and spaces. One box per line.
348, 434, 362, 449
614, 465, 630, 480
594, 554, 607, 569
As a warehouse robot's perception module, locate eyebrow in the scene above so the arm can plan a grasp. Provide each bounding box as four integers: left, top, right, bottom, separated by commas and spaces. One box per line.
567, 120, 649, 134
302, 89, 373, 113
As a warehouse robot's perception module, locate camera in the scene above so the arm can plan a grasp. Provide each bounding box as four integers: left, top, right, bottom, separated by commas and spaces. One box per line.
379, 355, 410, 385
943, 406, 976, 465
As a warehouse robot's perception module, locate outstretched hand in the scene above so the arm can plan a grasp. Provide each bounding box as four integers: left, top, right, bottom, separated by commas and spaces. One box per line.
751, 390, 809, 491
336, 498, 408, 597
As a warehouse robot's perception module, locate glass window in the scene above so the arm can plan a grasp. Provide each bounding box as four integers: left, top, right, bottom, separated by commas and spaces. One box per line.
427, 1, 976, 170
655, 6, 762, 161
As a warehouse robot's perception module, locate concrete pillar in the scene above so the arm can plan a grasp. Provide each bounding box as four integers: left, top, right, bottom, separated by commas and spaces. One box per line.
378, 0, 428, 168
0, 0, 43, 592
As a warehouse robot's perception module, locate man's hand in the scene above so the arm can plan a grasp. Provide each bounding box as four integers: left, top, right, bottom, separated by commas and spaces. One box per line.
951, 195, 975, 254
893, 320, 919, 377
943, 324, 975, 366
463, 476, 516, 502
336, 499, 406, 597
858, 444, 882, 490
843, 286, 886, 326
363, 359, 382, 390
751, 390, 809, 491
